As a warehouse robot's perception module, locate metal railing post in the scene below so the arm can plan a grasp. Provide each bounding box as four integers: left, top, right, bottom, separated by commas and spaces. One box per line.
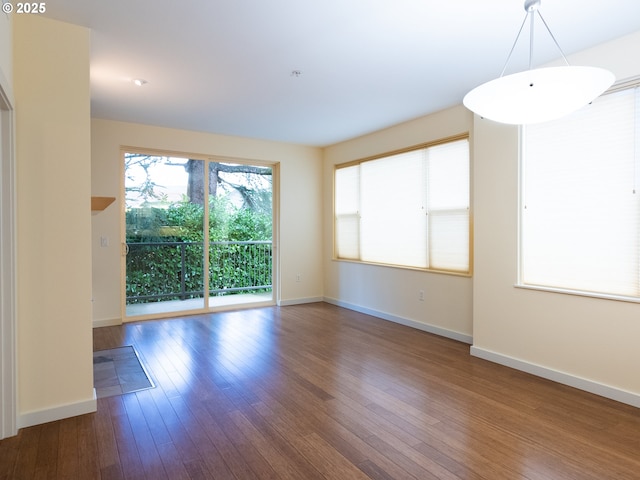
180, 243, 187, 300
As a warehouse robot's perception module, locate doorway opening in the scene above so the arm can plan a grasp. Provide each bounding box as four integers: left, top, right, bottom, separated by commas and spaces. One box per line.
123, 151, 277, 319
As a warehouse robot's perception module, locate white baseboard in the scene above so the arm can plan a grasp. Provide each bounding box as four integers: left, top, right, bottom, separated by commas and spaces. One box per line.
18, 389, 97, 429
93, 317, 122, 328
470, 346, 640, 409
323, 297, 473, 344
278, 296, 324, 307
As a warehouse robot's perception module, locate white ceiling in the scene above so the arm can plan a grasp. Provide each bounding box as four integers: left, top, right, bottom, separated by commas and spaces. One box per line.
41, 0, 640, 146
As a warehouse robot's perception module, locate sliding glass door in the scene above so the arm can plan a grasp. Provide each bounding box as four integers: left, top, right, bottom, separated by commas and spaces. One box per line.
123, 152, 274, 319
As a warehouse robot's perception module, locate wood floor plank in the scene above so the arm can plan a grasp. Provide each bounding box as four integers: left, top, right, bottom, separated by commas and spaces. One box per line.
77, 412, 101, 479
293, 432, 371, 480
94, 398, 121, 471
216, 409, 278, 480
301, 406, 423, 480
2, 302, 640, 479
9, 426, 40, 479
356, 459, 399, 480
228, 409, 312, 480
33, 422, 59, 478
0, 432, 18, 480
166, 395, 236, 479
56, 417, 80, 479
155, 442, 191, 480
147, 386, 211, 468
107, 396, 147, 479
133, 389, 173, 448
362, 434, 449, 480
99, 463, 124, 480
121, 393, 169, 479
198, 407, 260, 480
236, 402, 328, 480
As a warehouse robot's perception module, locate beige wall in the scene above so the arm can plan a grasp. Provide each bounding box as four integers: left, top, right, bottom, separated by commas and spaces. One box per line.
323, 105, 474, 342
472, 31, 640, 405
14, 15, 95, 425
91, 119, 324, 324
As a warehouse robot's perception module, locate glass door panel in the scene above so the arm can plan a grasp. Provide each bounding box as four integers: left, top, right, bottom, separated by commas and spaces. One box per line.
124, 154, 206, 317
207, 161, 273, 308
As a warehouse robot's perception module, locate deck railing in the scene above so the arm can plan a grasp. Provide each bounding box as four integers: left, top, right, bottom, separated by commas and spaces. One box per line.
126, 240, 272, 304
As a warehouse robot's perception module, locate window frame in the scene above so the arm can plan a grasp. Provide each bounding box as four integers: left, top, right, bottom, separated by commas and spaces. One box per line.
333, 133, 472, 276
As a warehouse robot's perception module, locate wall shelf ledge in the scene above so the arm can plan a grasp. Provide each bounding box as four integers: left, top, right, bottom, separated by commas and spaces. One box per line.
91, 196, 115, 215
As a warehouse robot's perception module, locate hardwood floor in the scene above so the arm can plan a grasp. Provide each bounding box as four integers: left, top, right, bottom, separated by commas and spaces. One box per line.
1, 302, 639, 479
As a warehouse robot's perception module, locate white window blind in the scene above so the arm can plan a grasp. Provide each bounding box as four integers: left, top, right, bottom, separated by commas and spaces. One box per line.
335, 164, 360, 260
521, 85, 640, 298
334, 137, 470, 274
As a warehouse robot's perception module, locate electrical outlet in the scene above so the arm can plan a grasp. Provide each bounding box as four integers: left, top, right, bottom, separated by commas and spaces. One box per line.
419, 290, 425, 301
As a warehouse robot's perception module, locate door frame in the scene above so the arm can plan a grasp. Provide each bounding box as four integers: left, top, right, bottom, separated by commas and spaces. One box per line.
0, 70, 17, 440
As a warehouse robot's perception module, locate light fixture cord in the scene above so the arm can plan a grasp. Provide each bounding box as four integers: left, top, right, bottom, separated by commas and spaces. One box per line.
499, 12, 530, 77
529, 10, 535, 70
499, 6, 571, 78
535, 11, 570, 66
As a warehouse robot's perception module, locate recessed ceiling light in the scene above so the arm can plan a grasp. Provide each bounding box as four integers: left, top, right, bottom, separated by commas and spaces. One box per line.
133, 78, 148, 86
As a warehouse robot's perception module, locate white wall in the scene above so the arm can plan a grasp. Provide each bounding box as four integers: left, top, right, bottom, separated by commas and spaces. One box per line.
472, 31, 640, 406
323, 105, 474, 343
14, 15, 95, 426
91, 119, 324, 325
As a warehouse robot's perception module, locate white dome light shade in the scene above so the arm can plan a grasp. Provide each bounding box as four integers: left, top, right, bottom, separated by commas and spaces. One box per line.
463, 66, 615, 125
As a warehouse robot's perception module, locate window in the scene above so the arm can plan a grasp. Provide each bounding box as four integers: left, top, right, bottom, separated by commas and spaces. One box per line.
521, 82, 640, 299
334, 136, 470, 274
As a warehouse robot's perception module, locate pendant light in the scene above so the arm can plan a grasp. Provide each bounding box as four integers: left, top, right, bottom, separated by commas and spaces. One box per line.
463, 0, 615, 125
